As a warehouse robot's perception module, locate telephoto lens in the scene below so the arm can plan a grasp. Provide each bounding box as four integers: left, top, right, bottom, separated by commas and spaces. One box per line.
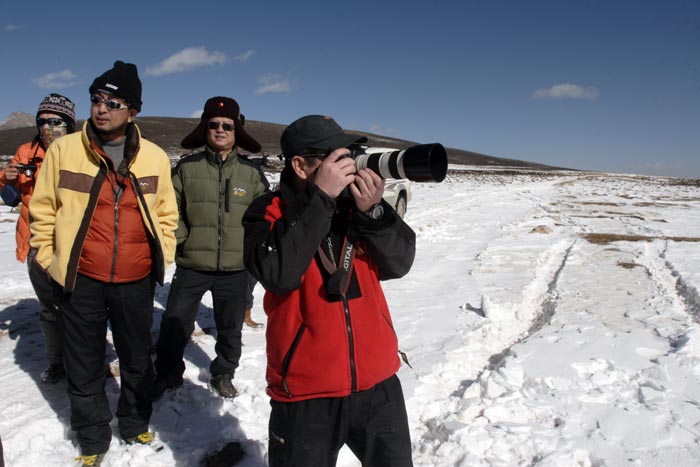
351, 143, 447, 182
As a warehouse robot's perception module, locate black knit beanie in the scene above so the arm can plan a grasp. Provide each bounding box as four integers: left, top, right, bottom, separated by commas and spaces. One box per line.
89, 60, 142, 112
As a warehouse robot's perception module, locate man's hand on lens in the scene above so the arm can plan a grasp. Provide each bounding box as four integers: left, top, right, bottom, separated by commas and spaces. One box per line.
313, 149, 357, 199
350, 168, 384, 213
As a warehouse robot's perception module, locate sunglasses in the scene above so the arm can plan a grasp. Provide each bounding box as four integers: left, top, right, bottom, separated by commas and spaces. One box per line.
208, 121, 235, 132
90, 94, 130, 111
300, 149, 333, 160
36, 117, 66, 127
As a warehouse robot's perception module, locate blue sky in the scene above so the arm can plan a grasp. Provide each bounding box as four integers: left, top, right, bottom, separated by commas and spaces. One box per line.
1, 0, 698, 177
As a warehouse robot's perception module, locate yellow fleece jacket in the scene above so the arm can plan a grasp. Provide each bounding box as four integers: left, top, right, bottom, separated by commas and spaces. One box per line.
29, 121, 178, 290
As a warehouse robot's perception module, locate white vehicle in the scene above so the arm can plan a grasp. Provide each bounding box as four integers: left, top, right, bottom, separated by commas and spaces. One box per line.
382, 178, 412, 218
357, 146, 414, 218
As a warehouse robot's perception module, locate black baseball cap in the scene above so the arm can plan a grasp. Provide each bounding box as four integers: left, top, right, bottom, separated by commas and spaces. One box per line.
280, 115, 367, 158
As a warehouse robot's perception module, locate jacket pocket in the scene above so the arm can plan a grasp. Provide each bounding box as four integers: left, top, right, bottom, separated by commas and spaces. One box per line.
281, 323, 306, 398
380, 309, 397, 339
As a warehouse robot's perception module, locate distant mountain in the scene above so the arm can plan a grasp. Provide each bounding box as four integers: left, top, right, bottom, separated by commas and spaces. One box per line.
0, 112, 35, 130
0, 115, 561, 171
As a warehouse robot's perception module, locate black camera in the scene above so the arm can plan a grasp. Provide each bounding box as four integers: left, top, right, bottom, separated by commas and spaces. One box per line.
349, 143, 447, 182
16, 163, 37, 177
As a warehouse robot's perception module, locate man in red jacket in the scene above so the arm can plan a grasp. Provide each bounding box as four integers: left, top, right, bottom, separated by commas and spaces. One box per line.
0, 93, 76, 384
243, 115, 415, 467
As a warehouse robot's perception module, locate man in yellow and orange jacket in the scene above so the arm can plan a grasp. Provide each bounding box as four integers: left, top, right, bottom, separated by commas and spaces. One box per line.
29, 61, 177, 465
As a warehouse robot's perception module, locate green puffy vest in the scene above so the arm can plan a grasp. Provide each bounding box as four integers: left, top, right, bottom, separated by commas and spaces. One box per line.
173, 147, 267, 271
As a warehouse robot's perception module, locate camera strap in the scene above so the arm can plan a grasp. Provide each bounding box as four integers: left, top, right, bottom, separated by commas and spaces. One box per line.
317, 232, 357, 297
31, 144, 40, 165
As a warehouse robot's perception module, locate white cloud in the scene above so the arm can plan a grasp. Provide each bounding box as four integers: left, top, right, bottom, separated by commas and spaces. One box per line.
234, 50, 255, 62
32, 69, 79, 89
4, 24, 19, 32
190, 109, 203, 118
145, 47, 228, 76
369, 124, 399, 135
532, 83, 599, 100
255, 73, 293, 95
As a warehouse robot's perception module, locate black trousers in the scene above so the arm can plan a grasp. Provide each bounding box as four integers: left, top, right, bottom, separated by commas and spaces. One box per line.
268, 375, 413, 467
58, 274, 155, 455
27, 255, 63, 366
155, 267, 247, 380
245, 272, 257, 310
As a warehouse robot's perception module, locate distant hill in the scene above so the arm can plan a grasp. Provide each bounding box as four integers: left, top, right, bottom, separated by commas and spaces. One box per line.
0, 115, 561, 171
0, 112, 35, 130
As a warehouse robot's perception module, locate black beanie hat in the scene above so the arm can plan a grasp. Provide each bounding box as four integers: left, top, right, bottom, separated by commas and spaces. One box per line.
181, 96, 261, 153
89, 60, 142, 112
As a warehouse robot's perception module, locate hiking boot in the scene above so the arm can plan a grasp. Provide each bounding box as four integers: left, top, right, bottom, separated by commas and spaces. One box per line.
75, 453, 105, 466
210, 373, 238, 398
125, 431, 154, 446
152, 374, 183, 400
41, 363, 66, 384
124, 431, 164, 452
243, 308, 263, 328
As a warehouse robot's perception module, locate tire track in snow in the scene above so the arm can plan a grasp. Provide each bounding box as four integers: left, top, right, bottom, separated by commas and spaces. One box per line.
487, 238, 577, 371
410, 232, 578, 460
414, 238, 700, 466
661, 248, 700, 322
407, 173, 700, 465
637, 240, 700, 343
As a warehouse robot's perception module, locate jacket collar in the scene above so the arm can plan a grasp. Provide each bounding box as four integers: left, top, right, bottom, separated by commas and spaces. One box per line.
84, 120, 141, 174
204, 145, 238, 166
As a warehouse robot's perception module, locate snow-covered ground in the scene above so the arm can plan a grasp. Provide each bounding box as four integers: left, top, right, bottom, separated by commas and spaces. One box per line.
1, 167, 699, 466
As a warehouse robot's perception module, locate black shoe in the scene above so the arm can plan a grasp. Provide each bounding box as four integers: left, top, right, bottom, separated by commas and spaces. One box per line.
152, 374, 183, 400
210, 373, 238, 398
41, 363, 66, 384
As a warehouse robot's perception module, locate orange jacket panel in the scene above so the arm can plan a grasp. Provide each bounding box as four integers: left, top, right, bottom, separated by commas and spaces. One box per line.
0, 139, 45, 262
78, 171, 152, 282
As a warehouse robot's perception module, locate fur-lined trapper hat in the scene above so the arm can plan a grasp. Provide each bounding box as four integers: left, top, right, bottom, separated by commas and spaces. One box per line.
180, 96, 261, 153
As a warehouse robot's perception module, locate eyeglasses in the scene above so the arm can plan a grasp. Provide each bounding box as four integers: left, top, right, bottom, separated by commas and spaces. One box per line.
36, 117, 66, 127
90, 94, 130, 111
208, 121, 235, 132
